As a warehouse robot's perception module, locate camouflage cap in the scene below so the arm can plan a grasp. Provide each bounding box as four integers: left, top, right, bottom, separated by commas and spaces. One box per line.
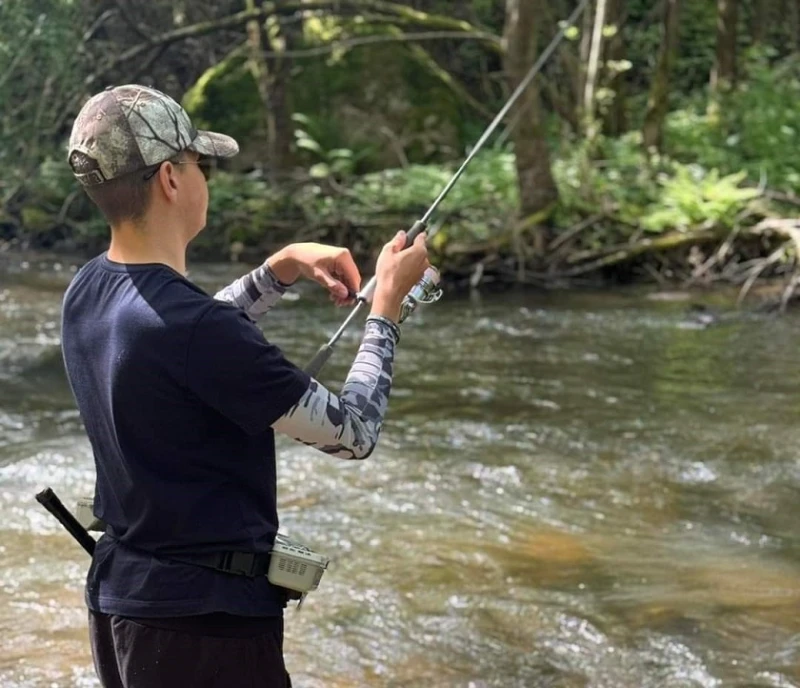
68, 84, 238, 187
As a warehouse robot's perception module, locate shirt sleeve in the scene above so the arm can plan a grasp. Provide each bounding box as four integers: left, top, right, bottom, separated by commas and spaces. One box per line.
213, 264, 292, 320
185, 302, 310, 435
271, 316, 399, 460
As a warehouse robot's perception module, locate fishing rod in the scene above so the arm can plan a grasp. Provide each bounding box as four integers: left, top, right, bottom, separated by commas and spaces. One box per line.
304, 0, 591, 378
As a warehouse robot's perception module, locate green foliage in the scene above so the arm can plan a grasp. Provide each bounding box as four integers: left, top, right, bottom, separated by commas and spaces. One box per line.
292, 113, 367, 180
364, 150, 518, 216
18, 157, 108, 246
30, 158, 76, 205
265, 146, 522, 255
552, 132, 762, 235
553, 132, 658, 225
642, 167, 760, 232
205, 171, 287, 244
0, 1, 85, 203
3, 0, 798, 283
323, 149, 519, 242
666, 51, 800, 191
293, 20, 473, 168
623, 0, 716, 96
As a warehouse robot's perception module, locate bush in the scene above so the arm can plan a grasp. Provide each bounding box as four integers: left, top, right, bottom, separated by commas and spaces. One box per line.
295, 147, 520, 245
666, 50, 800, 192
641, 167, 760, 232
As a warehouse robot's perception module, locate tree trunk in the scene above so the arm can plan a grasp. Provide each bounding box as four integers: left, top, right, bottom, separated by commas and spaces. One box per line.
264, 15, 296, 176
642, 0, 681, 152
603, 0, 628, 136
751, 0, 766, 43
577, 0, 595, 110
244, 0, 294, 179
711, 0, 738, 92
502, 0, 559, 259
791, 0, 800, 52
583, 0, 609, 132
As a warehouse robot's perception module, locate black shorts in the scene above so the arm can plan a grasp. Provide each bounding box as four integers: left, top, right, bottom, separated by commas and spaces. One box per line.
88, 610, 291, 688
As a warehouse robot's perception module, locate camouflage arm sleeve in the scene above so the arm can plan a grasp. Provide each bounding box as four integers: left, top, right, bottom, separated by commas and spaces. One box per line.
214, 264, 291, 320
272, 316, 400, 460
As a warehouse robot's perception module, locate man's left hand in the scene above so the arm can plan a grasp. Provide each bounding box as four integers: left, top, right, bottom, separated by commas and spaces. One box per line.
267, 243, 361, 306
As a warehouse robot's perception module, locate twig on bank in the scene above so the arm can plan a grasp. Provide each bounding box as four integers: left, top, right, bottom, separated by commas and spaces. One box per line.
547, 212, 604, 253
736, 245, 787, 306
779, 271, 800, 313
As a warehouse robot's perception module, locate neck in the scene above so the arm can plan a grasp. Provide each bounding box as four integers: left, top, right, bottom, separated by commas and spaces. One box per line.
107, 217, 188, 275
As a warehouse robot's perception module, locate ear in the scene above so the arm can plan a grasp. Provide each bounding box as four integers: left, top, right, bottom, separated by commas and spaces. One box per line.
156, 161, 180, 203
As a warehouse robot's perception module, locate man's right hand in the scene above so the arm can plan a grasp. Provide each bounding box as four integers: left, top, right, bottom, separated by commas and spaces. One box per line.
371, 231, 430, 323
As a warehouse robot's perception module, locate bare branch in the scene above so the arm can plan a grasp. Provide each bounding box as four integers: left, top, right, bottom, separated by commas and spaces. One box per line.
260, 30, 500, 58
81, 0, 499, 91
82, 8, 119, 43
112, 0, 151, 42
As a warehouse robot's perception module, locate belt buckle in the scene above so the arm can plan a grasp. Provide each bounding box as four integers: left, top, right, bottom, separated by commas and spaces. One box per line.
225, 551, 256, 576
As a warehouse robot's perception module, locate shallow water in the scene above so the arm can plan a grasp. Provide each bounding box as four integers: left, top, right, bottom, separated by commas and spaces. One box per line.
1, 253, 799, 687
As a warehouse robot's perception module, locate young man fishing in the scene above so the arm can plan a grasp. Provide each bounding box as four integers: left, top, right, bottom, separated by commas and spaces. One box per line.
61, 84, 429, 688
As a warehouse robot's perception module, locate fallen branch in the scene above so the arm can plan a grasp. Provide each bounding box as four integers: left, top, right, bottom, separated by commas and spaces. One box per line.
547, 212, 605, 252
749, 217, 800, 244
766, 190, 800, 208
569, 217, 720, 265
561, 225, 723, 275
686, 225, 741, 286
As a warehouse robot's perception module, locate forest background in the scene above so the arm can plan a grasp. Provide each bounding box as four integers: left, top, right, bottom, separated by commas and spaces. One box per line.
1, 0, 799, 298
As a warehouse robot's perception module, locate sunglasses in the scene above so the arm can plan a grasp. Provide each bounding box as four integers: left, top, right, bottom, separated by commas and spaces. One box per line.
143, 156, 216, 182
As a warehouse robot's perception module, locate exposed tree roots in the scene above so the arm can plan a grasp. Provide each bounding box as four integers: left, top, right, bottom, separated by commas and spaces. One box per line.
437, 216, 800, 312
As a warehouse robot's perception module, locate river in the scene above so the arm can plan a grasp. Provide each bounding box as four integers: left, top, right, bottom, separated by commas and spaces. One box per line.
1, 252, 798, 687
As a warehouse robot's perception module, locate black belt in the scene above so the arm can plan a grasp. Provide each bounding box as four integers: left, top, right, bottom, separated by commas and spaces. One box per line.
103, 531, 271, 577
169, 550, 303, 601
168, 551, 272, 578
103, 532, 301, 598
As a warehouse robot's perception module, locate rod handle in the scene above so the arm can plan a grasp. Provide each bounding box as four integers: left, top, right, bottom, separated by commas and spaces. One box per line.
304, 343, 335, 377
35, 487, 96, 556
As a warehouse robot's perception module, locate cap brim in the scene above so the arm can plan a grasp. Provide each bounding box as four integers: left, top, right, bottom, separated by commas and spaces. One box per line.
189, 130, 239, 159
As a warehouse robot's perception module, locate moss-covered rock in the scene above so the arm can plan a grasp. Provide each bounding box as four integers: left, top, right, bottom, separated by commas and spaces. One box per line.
182, 49, 268, 170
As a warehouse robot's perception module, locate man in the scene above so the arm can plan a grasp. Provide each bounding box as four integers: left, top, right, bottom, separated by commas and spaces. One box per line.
61, 84, 429, 688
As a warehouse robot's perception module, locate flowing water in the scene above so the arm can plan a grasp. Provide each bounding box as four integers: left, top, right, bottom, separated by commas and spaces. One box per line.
1, 252, 799, 688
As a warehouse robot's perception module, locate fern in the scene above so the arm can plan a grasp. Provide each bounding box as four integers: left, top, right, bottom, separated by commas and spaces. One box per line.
642, 166, 760, 232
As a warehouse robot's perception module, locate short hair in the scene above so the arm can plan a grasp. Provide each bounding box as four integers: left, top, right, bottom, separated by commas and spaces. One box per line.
69, 151, 155, 227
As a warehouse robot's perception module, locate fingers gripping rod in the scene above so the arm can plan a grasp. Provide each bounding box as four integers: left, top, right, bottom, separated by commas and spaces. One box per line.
304, 0, 590, 378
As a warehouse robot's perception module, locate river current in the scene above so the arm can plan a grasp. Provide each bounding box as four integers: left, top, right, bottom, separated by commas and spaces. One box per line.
1, 253, 798, 687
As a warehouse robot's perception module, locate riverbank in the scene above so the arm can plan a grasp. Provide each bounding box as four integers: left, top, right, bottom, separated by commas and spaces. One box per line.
2, 244, 797, 321
3, 134, 799, 303
3, 194, 799, 316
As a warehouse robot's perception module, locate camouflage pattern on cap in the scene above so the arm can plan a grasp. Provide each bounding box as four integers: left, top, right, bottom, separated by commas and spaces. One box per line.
68, 85, 239, 186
